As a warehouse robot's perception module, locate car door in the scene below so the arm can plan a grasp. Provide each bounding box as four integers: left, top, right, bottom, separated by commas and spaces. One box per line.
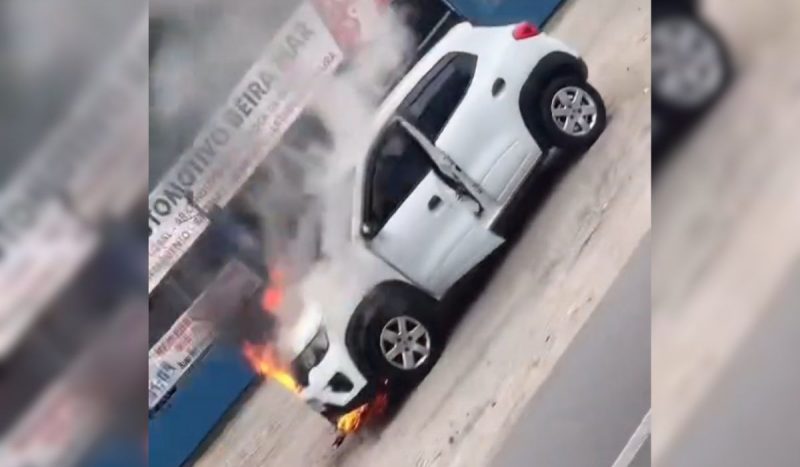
401, 51, 539, 204
361, 121, 503, 298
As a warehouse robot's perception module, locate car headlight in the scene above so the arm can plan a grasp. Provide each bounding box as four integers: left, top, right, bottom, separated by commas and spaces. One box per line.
291, 326, 329, 386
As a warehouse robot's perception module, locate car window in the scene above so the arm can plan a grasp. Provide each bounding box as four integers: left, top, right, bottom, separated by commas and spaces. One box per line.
392, 0, 462, 57
365, 123, 432, 230
403, 53, 477, 140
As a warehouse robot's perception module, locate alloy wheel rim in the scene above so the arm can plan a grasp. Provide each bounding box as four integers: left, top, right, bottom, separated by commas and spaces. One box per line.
380, 316, 431, 370
551, 86, 598, 136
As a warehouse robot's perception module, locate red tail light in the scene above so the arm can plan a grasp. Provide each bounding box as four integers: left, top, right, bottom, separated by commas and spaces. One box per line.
512, 22, 540, 40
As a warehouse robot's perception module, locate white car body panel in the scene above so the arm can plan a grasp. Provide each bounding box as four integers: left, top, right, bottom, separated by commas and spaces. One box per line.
370, 172, 503, 297
374, 23, 579, 203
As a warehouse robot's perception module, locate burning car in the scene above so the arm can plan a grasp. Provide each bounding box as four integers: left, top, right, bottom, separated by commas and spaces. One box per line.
279, 19, 607, 428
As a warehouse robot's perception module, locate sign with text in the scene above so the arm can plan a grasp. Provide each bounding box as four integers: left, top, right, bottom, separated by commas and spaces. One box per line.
148, 260, 263, 410
148, 3, 343, 292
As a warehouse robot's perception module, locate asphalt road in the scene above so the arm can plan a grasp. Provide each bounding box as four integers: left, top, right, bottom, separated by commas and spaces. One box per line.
492, 234, 651, 467
657, 259, 800, 467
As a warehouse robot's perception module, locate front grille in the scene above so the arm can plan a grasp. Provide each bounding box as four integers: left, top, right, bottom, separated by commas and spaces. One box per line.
328, 372, 354, 393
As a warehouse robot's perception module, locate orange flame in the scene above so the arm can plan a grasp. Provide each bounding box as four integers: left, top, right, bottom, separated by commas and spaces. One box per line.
242, 341, 300, 394
337, 404, 368, 434
245, 264, 301, 392
261, 266, 287, 313
336, 391, 389, 436
262, 286, 284, 313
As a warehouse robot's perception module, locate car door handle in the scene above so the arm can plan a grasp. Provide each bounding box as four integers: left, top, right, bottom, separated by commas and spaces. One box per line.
428, 195, 442, 211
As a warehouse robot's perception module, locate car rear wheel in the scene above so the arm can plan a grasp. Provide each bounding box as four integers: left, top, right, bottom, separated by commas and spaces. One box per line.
539, 75, 607, 151
362, 284, 443, 390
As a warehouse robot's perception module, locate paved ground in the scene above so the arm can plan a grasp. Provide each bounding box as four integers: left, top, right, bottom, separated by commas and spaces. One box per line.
651, 1, 800, 462
629, 439, 650, 467
658, 262, 800, 467
491, 236, 650, 467
196, 0, 650, 465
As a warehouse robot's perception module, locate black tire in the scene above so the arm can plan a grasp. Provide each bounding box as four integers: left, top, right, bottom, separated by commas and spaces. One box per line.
652, 12, 732, 120
361, 283, 443, 390
539, 75, 607, 151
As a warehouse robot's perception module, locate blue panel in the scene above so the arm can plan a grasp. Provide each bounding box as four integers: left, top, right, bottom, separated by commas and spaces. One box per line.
148, 344, 257, 467
448, 0, 567, 26
82, 437, 145, 467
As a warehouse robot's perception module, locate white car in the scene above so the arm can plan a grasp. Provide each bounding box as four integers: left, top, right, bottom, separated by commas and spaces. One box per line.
284, 19, 607, 422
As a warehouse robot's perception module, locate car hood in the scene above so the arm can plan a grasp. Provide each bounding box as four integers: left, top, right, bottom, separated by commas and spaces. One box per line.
281, 299, 324, 359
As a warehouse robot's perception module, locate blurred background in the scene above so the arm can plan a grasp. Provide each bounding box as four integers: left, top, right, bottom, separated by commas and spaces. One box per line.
652, 0, 800, 465
0, 0, 147, 466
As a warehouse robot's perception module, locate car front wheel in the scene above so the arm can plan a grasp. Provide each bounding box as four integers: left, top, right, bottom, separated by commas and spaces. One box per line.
362, 284, 443, 391
539, 75, 607, 151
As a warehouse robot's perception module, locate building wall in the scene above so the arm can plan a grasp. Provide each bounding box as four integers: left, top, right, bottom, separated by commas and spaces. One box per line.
449, 0, 567, 25
148, 344, 256, 467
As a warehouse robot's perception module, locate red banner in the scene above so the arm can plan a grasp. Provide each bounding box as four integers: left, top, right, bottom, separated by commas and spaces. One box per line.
313, 0, 392, 53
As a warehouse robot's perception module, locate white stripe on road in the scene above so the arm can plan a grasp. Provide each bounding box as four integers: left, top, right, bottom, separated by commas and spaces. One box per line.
611, 409, 651, 467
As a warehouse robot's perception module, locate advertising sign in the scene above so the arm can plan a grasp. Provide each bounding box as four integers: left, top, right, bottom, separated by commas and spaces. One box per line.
148, 3, 343, 292
148, 260, 263, 410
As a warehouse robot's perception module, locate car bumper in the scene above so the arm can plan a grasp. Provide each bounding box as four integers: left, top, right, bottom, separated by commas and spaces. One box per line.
298, 340, 372, 420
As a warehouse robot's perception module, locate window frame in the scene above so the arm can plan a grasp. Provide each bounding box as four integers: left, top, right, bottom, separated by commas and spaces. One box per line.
398, 51, 478, 141
361, 120, 434, 235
